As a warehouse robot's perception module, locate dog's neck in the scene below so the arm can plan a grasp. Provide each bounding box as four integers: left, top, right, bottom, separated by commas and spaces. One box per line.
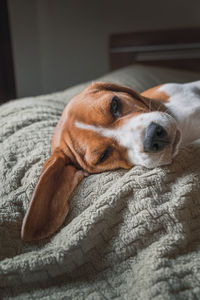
159, 81, 200, 145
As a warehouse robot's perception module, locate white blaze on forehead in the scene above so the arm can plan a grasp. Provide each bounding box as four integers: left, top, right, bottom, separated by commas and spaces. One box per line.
75, 111, 178, 168
75, 112, 176, 147
75, 121, 114, 138
75, 120, 142, 150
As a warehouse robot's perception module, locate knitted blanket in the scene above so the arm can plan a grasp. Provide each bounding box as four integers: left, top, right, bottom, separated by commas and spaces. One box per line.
1, 65, 200, 299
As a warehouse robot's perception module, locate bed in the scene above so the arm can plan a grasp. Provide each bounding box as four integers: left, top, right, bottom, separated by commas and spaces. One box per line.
1, 62, 200, 299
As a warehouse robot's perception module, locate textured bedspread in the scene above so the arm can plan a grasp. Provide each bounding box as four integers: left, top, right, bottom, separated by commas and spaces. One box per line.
1, 65, 200, 299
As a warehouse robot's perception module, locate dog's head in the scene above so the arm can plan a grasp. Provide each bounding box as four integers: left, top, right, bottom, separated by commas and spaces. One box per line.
21, 82, 181, 241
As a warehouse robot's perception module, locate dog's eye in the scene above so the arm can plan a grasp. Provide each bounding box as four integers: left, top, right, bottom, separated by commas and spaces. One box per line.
97, 148, 111, 164
110, 96, 121, 118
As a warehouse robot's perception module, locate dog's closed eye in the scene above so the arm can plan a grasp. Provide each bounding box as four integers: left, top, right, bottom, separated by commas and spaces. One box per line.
97, 147, 112, 164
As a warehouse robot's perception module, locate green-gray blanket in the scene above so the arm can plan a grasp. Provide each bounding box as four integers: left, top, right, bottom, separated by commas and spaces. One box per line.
1, 65, 200, 299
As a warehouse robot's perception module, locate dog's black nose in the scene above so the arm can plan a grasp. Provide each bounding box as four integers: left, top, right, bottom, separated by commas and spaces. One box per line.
143, 122, 170, 153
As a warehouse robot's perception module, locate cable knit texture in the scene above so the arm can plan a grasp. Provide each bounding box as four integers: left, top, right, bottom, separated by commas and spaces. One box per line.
1, 65, 200, 299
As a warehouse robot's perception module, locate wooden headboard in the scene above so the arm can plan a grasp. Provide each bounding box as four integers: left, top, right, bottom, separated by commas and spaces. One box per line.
110, 27, 200, 72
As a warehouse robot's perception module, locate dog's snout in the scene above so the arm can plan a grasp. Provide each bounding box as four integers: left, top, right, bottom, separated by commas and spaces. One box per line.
143, 122, 170, 153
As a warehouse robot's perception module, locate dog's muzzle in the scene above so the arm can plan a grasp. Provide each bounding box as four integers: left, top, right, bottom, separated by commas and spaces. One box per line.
143, 122, 170, 153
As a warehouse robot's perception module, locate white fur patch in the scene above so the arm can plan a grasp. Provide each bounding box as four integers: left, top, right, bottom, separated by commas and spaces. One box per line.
159, 81, 200, 144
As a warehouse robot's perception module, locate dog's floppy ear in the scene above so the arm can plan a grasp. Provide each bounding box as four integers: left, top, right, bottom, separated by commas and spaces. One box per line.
21, 151, 85, 241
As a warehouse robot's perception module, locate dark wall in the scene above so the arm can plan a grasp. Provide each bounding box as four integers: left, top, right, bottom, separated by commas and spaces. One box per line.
8, 0, 200, 98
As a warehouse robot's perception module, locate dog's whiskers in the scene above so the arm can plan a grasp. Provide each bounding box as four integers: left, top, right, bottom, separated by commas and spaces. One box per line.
164, 107, 170, 115
157, 102, 164, 112
148, 98, 152, 112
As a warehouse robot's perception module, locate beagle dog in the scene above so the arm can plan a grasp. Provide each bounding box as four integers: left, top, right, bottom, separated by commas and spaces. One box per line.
21, 81, 200, 241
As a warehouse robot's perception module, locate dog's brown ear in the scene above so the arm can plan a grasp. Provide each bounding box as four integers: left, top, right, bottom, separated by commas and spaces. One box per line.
21, 151, 85, 241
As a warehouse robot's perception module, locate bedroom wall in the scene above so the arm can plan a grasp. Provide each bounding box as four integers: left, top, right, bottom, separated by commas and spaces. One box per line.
8, 0, 200, 98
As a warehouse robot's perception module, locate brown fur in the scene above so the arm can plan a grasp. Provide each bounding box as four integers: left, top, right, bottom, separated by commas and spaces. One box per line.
21, 82, 168, 241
